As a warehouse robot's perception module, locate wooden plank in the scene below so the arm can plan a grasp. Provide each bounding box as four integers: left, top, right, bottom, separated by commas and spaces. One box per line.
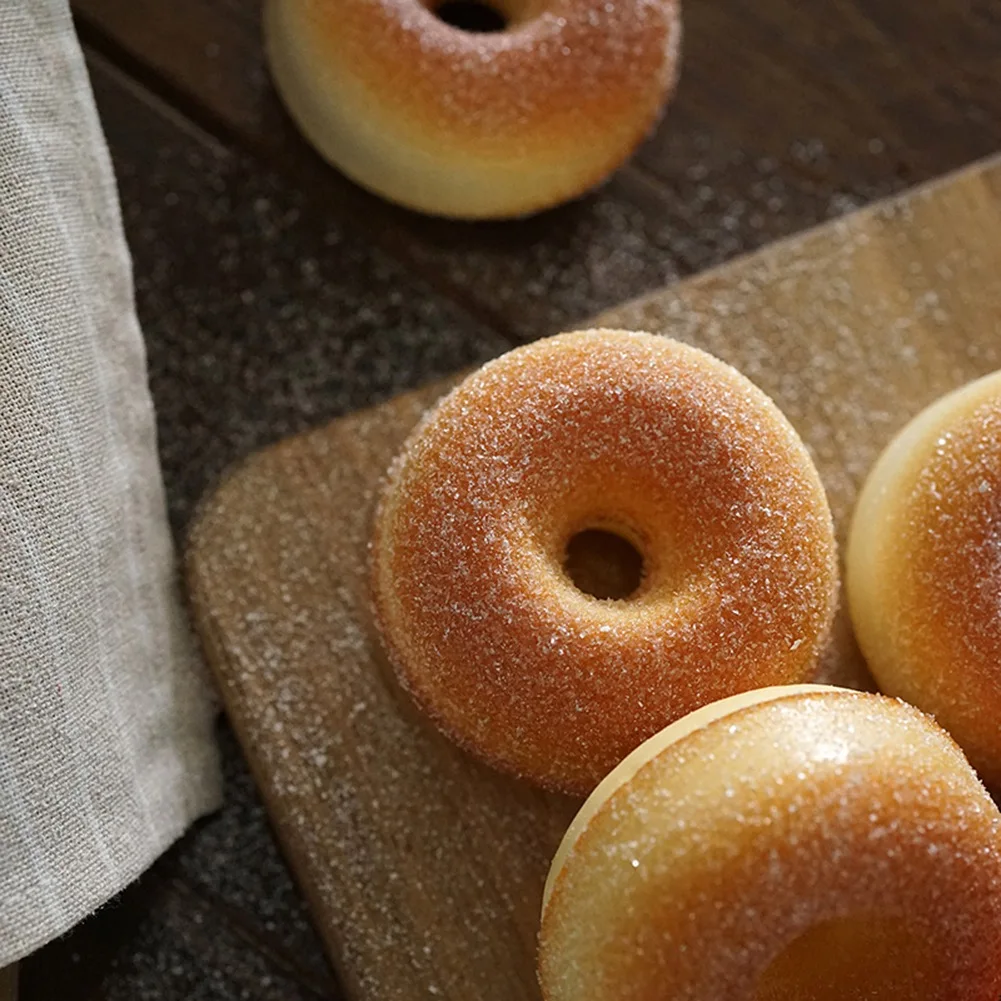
74, 0, 1001, 182
20, 52, 513, 1001
72, 0, 1001, 339
0, 966, 17, 1001
186, 156, 1001, 1001
72, 0, 694, 340
640, 1, 1001, 186
85, 50, 512, 533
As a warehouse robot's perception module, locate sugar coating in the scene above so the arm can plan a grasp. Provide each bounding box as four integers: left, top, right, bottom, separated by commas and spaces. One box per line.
370, 330, 839, 794
539, 690, 1001, 1000
297, 0, 680, 154
184, 163, 1001, 998
848, 372, 1001, 789
190, 405, 574, 1000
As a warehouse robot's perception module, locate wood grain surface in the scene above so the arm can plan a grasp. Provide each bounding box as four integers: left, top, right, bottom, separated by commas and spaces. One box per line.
0, 965, 18, 1001
73, 0, 1001, 340
186, 155, 1001, 1001
28, 1, 1001, 997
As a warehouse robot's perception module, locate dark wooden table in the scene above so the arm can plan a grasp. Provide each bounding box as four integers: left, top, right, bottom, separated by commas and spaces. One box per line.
20, 2, 1001, 998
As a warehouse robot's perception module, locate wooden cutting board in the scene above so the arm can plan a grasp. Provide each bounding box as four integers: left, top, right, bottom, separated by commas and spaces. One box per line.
186, 154, 1001, 1001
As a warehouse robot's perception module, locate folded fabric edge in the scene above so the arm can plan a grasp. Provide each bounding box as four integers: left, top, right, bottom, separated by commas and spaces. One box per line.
0, 747, 223, 968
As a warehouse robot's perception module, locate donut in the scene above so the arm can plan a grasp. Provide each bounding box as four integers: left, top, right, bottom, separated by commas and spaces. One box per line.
847, 369, 1001, 789
369, 329, 839, 794
539, 685, 1001, 1001
263, 0, 681, 218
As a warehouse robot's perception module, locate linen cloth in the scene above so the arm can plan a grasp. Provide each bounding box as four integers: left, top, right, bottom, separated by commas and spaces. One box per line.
0, 0, 221, 964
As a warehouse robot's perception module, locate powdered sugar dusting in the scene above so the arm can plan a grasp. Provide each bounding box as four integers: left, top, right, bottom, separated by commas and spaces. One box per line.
852, 376, 1001, 788
336, 0, 681, 146
191, 404, 578, 1000
906, 396, 1001, 673
602, 171, 1001, 525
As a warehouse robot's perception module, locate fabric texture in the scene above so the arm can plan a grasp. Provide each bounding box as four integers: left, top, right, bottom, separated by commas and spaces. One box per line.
0, 0, 222, 964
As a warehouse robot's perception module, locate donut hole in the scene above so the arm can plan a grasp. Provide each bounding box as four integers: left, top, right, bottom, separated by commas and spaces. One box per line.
755, 915, 938, 1000
563, 528, 645, 601
433, 0, 508, 32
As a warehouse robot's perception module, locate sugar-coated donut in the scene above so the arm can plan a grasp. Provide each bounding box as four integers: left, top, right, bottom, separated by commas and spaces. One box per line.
263, 0, 681, 218
847, 370, 1001, 789
539, 685, 1001, 1001
369, 330, 838, 794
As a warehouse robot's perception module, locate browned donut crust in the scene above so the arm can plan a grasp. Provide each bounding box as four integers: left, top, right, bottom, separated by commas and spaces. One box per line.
539, 688, 1001, 1001
848, 370, 1001, 789
370, 330, 838, 794
264, 0, 681, 217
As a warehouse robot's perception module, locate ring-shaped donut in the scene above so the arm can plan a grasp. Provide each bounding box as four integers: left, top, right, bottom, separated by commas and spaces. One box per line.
539, 686, 1001, 1001
264, 0, 681, 218
370, 330, 838, 793
848, 369, 1001, 789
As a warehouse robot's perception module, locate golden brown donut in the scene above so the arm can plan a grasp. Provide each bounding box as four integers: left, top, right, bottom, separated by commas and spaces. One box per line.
369, 330, 838, 794
263, 0, 681, 218
847, 370, 1001, 789
539, 685, 1001, 1001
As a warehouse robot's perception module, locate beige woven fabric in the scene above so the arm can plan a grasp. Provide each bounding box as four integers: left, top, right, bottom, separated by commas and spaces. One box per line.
0, 0, 222, 964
